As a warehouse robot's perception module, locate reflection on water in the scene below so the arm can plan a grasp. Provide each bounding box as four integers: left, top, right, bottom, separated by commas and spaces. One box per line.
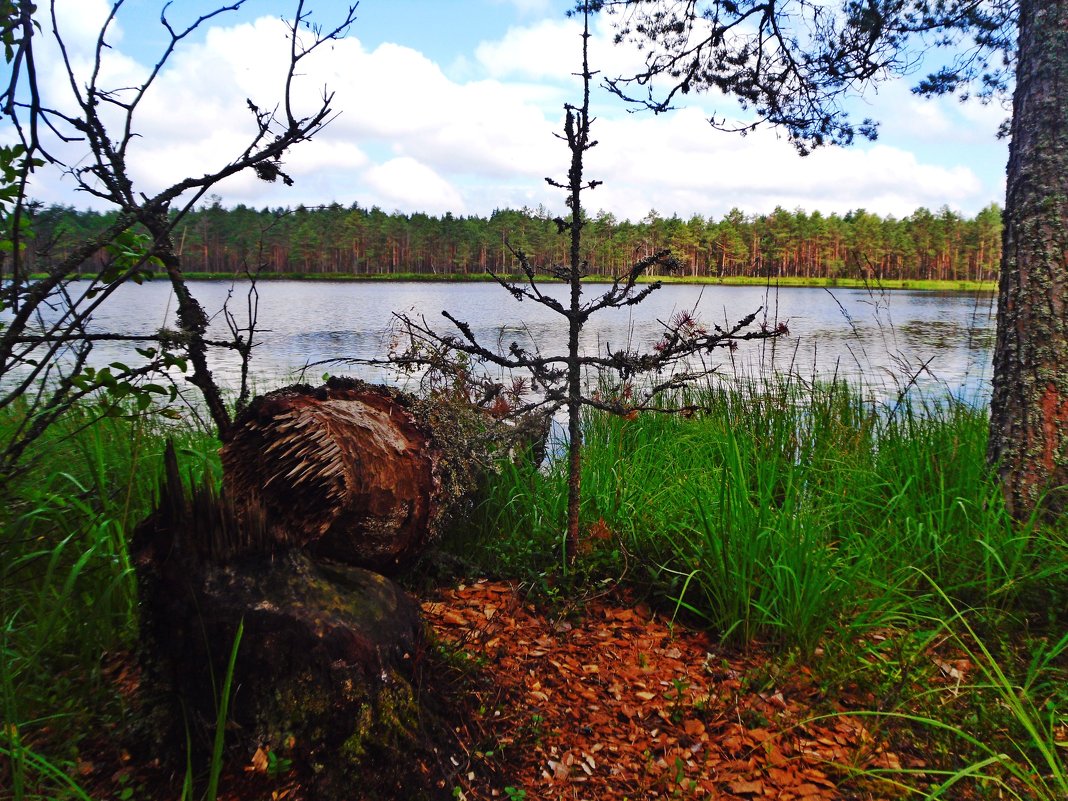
898, 319, 995, 351
2, 280, 997, 406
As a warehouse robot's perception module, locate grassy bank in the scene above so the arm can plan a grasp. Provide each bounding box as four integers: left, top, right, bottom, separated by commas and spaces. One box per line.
459, 381, 1066, 648
1, 382, 1064, 798
49, 271, 997, 291
452, 379, 1067, 796
656, 274, 996, 292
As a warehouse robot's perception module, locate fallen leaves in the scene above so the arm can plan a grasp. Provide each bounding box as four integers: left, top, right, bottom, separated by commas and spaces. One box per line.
424, 580, 903, 800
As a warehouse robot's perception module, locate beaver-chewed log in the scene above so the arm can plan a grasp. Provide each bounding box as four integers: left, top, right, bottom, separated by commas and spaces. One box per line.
221, 377, 498, 571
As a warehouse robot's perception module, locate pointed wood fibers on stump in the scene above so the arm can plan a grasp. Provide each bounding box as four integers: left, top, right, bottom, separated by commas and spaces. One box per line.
222, 378, 453, 572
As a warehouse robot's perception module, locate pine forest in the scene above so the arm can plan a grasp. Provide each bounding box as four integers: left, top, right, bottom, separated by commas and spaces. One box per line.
25, 200, 1005, 283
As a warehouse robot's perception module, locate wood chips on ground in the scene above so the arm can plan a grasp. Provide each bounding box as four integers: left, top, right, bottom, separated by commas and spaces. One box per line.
424, 579, 903, 801
64, 577, 917, 801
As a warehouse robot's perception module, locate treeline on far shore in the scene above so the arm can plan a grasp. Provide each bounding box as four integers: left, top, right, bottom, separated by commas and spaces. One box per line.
25, 200, 1004, 284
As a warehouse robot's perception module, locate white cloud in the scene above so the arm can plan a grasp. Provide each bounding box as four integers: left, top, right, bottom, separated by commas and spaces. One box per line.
363, 157, 466, 214
475, 14, 645, 84
959, 95, 1012, 133
32, 0, 145, 128
851, 73, 1009, 148
579, 107, 987, 220
490, 0, 556, 16
21, 4, 1006, 219
476, 19, 580, 80
208, 141, 371, 207
317, 40, 564, 178
53, 0, 124, 54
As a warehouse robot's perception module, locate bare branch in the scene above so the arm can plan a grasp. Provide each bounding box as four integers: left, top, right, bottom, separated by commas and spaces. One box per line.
1, 0, 360, 473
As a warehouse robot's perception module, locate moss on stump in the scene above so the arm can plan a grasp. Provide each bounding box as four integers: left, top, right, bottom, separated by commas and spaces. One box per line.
132, 457, 449, 799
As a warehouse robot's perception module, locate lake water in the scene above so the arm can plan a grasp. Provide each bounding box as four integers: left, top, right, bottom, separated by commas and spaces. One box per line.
7, 280, 997, 407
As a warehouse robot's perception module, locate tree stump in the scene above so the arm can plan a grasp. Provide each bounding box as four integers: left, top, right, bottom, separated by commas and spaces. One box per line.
131, 455, 441, 799
132, 378, 546, 797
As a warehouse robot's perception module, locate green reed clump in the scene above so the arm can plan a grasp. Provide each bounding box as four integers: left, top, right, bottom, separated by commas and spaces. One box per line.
461, 378, 1068, 652
459, 377, 1067, 801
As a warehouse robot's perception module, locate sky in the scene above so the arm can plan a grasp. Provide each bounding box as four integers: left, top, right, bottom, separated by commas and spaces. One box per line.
11, 0, 1012, 222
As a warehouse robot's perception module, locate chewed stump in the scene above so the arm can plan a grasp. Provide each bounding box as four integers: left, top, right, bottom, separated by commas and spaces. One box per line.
222, 379, 451, 571
131, 433, 462, 800
133, 539, 428, 798
132, 377, 520, 798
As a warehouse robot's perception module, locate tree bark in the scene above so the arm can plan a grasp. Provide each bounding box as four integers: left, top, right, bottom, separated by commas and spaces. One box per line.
988, 0, 1068, 521
144, 212, 235, 439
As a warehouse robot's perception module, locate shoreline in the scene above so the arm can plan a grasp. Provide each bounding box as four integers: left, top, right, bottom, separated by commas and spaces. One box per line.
53, 272, 997, 292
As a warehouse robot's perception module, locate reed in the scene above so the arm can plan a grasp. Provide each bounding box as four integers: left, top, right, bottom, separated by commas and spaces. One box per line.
457, 377, 1067, 796
464, 378, 1068, 651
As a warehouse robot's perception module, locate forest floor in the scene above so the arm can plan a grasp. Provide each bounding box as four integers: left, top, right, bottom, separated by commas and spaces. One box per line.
420, 579, 912, 801
61, 578, 950, 801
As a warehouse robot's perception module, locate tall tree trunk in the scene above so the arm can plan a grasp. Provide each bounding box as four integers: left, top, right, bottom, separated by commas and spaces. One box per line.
988, 0, 1068, 520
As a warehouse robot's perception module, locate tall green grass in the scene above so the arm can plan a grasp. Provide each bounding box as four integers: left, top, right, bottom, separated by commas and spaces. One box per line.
834, 577, 1068, 800
0, 405, 221, 799
460, 378, 1068, 651
457, 377, 1068, 796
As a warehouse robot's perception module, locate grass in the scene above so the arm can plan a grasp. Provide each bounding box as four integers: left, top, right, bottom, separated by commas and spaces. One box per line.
0, 405, 221, 800
825, 578, 1068, 799
460, 379, 1067, 650
203, 619, 244, 801
1, 380, 1065, 799
449, 376, 1067, 796
653, 275, 996, 292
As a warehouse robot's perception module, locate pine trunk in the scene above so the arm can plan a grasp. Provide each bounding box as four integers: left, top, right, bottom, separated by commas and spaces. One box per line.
988, 0, 1068, 520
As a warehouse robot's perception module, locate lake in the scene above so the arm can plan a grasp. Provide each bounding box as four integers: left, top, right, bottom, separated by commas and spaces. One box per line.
8, 280, 997, 406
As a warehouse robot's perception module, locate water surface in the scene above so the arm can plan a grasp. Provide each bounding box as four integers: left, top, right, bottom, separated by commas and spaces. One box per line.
7, 280, 997, 406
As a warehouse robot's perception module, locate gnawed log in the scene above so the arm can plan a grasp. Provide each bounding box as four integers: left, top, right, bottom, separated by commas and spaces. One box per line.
221, 376, 545, 571
222, 379, 437, 570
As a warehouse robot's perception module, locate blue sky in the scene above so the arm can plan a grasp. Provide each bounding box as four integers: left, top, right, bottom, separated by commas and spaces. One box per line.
16, 0, 1010, 220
